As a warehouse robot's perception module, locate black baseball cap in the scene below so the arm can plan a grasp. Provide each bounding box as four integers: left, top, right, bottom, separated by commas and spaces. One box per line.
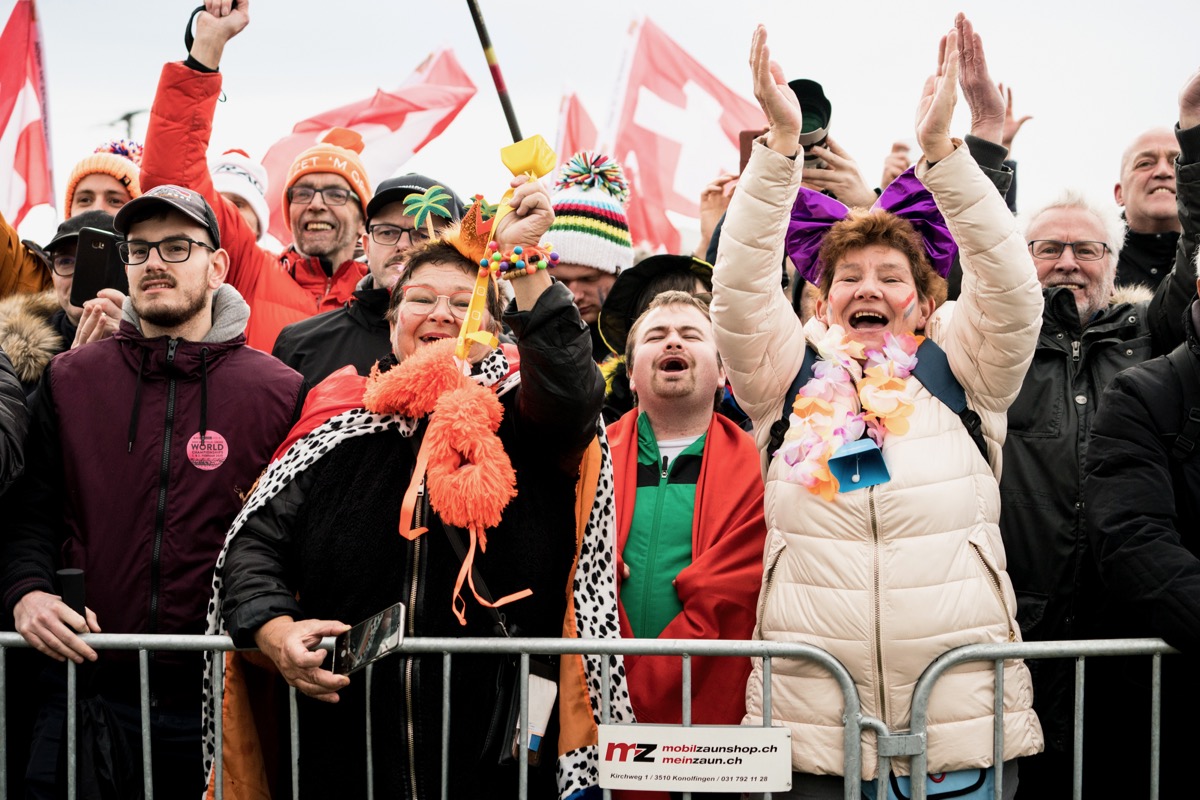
43, 210, 118, 253
114, 184, 221, 249
367, 174, 464, 222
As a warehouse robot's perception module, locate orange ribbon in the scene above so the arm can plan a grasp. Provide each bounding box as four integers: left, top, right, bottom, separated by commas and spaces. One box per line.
398, 437, 432, 540
451, 524, 533, 627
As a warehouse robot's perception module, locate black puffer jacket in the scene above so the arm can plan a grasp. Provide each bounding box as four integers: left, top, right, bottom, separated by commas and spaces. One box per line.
0, 347, 26, 494
221, 282, 604, 799
1076, 301, 1200, 797
271, 275, 391, 386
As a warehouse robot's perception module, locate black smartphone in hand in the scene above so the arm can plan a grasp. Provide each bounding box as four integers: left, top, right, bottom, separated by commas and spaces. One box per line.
69, 227, 127, 308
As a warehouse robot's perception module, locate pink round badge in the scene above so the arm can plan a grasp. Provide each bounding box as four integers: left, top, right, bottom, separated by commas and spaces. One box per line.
187, 431, 229, 471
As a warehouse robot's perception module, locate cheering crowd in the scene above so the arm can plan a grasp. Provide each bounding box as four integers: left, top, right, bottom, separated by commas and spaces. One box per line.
1, 2, 1200, 799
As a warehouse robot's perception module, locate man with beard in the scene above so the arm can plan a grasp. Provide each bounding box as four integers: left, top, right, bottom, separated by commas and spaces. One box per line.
140, 0, 373, 352
272, 174, 464, 385
0, 185, 304, 799
606, 291, 767, 737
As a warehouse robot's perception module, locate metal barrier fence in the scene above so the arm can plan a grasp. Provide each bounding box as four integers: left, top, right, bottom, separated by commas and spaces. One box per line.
0, 632, 1178, 800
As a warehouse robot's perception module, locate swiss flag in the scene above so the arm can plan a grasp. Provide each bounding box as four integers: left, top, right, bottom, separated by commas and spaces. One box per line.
0, 0, 52, 228
610, 18, 764, 253
261, 49, 476, 244
555, 93, 598, 169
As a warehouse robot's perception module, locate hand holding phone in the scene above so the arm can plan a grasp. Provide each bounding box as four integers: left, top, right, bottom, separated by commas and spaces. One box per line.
332, 602, 406, 675
69, 228, 128, 309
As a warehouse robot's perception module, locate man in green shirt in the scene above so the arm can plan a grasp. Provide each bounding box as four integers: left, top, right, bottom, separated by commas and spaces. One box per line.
608, 291, 767, 726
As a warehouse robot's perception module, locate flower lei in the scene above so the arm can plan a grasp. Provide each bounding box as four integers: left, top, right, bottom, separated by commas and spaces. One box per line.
776, 327, 920, 501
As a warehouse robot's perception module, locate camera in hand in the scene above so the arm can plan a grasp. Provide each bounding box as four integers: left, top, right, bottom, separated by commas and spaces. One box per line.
789, 78, 832, 170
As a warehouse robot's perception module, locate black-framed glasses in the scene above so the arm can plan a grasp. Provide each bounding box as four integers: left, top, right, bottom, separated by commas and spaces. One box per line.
51, 255, 76, 277
118, 237, 214, 266
1027, 240, 1109, 262
399, 285, 473, 320
369, 224, 430, 247
287, 186, 360, 206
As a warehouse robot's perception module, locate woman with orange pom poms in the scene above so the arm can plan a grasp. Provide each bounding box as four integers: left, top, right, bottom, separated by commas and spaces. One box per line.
202, 167, 624, 799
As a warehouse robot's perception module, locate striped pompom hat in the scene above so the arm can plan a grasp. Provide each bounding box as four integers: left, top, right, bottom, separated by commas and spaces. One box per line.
548, 151, 633, 275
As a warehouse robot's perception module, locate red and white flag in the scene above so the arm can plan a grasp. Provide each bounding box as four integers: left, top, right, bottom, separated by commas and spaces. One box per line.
610, 18, 764, 253
261, 48, 476, 244
555, 93, 598, 168
0, 0, 52, 228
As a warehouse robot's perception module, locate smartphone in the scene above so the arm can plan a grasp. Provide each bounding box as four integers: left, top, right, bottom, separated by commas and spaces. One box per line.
739, 128, 768, 174
332, 602, 406, 675
69, 227, 127, 308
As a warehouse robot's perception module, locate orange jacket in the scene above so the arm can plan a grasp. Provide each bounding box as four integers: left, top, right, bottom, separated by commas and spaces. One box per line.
141, 62, 365, 352
0, 211, 51, 299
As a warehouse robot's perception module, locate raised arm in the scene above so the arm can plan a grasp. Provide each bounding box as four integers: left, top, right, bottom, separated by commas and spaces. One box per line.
917, 26, 1042, 415
494, 176, 605, 463
710, 26, 809, 447
141, 0, 266, 297
1149, 68, 1200, 353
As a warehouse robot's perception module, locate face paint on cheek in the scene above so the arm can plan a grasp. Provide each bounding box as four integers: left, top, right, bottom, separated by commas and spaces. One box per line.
902, 291, 918, 320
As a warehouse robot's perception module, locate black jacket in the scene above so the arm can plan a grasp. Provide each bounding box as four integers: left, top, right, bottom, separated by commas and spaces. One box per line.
0, 347, 26, 494
999, 123, 1200, 753
1116, 226, 1179, 291
1075, 301, 1200, 797
271, 277, 391, 386
221, 283, 604, 799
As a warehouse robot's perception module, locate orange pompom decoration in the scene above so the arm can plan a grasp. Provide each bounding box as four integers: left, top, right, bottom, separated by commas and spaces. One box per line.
363, 339, 467, 418
424, 384, 517, 539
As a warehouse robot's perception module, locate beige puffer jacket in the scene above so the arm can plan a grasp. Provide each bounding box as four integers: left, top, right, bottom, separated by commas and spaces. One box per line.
711, 140, 1044, 779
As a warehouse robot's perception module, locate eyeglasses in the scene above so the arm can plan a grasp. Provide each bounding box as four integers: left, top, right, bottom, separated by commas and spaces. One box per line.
118, 237, 214, 266
399, 285, 473, 320
287, 186, 360, 206
51, 255, 76, 277
369, 224, 430, 247
1027, 240, 1109, 262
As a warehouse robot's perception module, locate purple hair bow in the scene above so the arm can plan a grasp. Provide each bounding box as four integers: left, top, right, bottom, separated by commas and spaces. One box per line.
785, 167, 957, 285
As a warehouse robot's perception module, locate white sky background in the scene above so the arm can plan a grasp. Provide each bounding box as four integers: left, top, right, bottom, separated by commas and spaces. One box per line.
16, 0, 1200, 248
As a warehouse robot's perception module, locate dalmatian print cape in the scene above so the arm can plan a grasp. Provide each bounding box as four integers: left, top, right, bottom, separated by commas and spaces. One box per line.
199, 348, 633, 798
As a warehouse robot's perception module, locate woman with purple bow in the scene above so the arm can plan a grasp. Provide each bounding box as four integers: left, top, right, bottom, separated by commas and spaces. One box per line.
710, 24, 1045, 799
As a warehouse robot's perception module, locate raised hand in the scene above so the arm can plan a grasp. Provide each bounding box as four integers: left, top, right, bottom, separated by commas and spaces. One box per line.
191, 0, 251, 69
916, 27, 960, 164
955, 14, 1004, 146
1181, 68, 1200, 131
802, 138, 877, 209
880, 142, 912, 189
750, 26, 802, 157
999, 85, 1033, 151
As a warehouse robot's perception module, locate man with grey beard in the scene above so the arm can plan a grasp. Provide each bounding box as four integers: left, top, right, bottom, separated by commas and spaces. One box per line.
272, 175, 464, 385
999, 70, 1200, 798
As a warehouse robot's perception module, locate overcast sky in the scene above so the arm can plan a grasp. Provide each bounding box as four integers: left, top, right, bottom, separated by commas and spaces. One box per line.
16, 0, 1200, 247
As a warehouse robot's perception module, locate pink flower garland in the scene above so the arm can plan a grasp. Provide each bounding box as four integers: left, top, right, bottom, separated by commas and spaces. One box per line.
776, 328, 920, 500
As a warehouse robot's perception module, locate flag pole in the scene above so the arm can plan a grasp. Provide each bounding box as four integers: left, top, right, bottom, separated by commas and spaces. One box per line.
465, 0, 522, 143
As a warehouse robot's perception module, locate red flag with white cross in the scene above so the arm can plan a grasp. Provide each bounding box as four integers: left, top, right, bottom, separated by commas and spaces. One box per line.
610, 18, 764, 253
0, 0, 53, 228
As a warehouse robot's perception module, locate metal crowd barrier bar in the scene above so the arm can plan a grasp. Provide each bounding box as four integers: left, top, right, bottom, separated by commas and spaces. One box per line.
904, 638, 1177, 800
0, 632, 864, 800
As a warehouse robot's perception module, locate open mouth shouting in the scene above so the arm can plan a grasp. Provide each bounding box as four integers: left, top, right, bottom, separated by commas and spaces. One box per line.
849, 309, 890, 331
656, 354, 691, 374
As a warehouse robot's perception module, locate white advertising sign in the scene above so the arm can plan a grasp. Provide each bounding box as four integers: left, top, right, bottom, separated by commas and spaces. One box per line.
598, 724, 792, 793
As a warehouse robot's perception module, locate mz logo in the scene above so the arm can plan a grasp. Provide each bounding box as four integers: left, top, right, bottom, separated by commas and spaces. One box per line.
605, 742, 658, 762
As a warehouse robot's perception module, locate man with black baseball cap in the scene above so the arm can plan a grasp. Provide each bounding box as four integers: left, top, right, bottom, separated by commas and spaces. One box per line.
0, 183, 305, 798
273, 174, 465, 384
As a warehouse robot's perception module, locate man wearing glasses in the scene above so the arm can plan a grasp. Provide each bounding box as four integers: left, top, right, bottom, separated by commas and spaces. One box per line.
140, 0, 374, 352
0, 185, 305, 799
996, 69, 1200, 797
273, 175, 464, 385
